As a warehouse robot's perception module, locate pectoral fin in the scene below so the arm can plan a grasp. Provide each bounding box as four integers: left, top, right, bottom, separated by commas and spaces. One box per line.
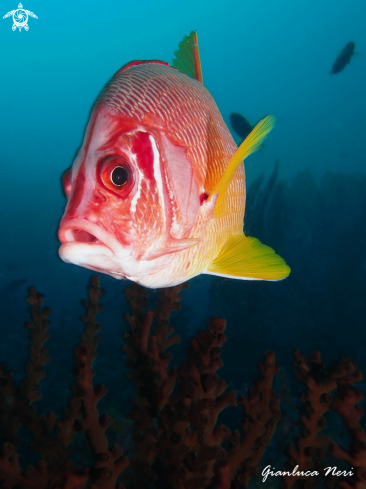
205, 234, 290, 280
208, 115, 276, 217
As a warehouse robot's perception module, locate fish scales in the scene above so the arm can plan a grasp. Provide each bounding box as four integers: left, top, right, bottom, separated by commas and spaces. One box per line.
97, 64, 239, 194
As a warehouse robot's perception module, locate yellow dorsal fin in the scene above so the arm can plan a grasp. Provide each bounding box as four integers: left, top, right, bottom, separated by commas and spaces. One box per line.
205, 234, 290, 281
172, 31, 203, 84
208, 115, 276, 215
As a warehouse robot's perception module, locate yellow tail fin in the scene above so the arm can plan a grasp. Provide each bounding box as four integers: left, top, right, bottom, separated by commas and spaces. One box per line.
205, 234, 290, 281
208, 115, 276, 215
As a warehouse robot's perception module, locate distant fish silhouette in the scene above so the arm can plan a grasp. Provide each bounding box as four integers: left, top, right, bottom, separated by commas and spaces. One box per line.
331, 41, 356, 74
7, 278, 26, 290
230, 113, 254, 141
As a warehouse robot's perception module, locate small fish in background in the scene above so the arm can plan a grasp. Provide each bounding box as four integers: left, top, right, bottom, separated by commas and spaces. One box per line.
58, 32, 290, 288
331, 41, 356, 74
7, 278, 26, 290
230, 113, 254, 141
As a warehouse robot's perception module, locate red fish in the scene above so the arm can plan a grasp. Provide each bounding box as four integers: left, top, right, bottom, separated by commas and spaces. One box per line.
58, 32, 290, 288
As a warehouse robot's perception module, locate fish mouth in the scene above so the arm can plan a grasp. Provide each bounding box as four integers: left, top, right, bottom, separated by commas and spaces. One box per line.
58, 218, 117, 250
58, 218, 131, 277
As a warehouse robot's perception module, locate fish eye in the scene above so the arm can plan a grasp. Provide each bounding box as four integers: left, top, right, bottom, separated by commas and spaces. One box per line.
111, 166, 128, 186
98, 155, 134, 197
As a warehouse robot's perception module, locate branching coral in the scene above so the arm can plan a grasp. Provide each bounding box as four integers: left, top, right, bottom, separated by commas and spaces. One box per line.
0, 277, 280, 488
283, 350, 363, 489
122, 283, 280, 488
329, 373, 366, 488
0, 276, 365, 489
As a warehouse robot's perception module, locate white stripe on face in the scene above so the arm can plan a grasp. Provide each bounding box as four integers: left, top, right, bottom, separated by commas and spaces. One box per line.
129, 152, 141, 217
149, 134, 166, 225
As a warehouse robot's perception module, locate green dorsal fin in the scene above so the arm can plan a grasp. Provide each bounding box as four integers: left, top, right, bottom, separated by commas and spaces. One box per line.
208, 115, 275, 216
172, 31, 203, 83
205, 234, 290, 281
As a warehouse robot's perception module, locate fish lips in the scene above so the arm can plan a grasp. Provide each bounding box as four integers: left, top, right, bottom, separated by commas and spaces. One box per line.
58, 218, 132, 278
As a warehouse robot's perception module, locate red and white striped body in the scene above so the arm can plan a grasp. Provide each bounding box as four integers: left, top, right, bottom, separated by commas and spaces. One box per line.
58, 62, 245, 288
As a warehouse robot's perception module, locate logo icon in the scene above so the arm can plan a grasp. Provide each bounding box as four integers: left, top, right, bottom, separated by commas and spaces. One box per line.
3, 3, 38, 31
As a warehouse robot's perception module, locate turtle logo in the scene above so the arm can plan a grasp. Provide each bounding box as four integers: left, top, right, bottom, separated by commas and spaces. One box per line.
3, 3, 38, 31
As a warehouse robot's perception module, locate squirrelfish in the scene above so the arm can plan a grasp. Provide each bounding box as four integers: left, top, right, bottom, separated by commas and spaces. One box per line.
58, 32, 290, 288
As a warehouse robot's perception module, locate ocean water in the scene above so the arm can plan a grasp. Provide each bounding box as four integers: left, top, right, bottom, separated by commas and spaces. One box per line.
0, 1, 365, 487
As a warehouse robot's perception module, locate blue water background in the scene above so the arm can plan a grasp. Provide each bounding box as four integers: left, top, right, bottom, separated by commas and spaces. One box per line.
0, 0, 365, 419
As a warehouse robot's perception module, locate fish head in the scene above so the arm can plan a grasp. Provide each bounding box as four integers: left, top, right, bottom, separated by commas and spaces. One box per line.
58, 64, 204, 282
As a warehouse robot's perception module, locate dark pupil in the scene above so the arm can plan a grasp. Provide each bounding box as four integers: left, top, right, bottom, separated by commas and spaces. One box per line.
111, 166, 128, 186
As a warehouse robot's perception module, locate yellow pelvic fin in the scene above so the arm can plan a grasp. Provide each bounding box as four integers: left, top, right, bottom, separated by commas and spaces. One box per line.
206, 234, 290, 281
208, 115, 276, 215
172, 31, 203, 84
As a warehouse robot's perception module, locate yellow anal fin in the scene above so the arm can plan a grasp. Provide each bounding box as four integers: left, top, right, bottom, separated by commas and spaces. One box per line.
208, 115, 276, 216
205, 234, 290, 281
172, 31, 203, 84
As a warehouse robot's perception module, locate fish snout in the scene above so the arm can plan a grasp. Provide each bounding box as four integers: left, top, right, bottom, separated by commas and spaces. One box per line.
58, 218, 132, 270
59, 219, 111, 247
